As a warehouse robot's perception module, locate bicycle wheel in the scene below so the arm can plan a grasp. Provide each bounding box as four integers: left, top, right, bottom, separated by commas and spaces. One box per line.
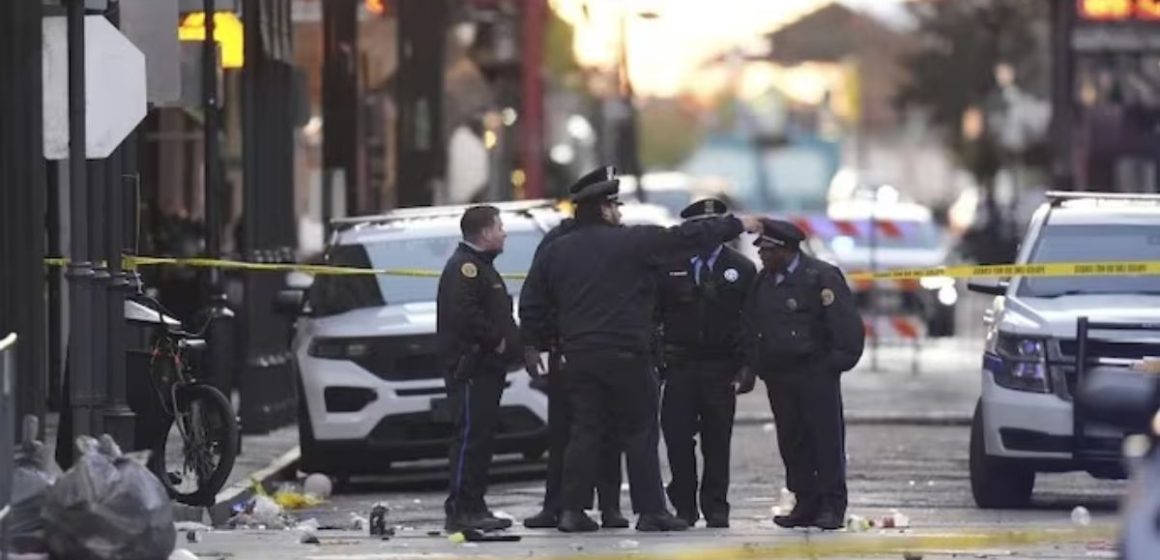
152, 383, 239, 506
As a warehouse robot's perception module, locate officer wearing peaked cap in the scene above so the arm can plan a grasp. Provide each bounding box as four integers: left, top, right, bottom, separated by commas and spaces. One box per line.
743, 218, 864, 531
523, 167, 628, 531
656, 198, 757, 528
520, 167, 764, 533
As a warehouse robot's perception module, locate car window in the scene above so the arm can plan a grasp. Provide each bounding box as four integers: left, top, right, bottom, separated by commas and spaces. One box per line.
309, 244, 386, 317
361, 230, 542, 305
1019, 223, 1160, 297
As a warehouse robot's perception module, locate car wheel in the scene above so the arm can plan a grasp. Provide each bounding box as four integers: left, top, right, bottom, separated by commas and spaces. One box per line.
970, 400, 1034, 508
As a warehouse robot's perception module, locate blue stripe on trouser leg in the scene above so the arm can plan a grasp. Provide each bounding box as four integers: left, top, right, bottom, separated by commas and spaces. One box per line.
451, 382, 472, 515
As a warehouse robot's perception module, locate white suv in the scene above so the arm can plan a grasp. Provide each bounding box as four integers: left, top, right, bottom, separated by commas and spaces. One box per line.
283, 201, 562, 477
968, 191, 1160, 508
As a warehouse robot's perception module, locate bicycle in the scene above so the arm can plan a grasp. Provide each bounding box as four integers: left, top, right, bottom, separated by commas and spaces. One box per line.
135, 292, 239, 507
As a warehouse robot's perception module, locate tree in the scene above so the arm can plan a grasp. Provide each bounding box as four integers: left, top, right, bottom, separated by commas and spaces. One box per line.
895, 0, 1050, 187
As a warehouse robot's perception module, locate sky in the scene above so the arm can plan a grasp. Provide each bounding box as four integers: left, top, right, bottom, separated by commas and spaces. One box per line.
551, 0, 911, 97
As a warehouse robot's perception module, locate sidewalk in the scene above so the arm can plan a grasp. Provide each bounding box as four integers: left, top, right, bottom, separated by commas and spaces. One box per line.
42, 412, 302, 521
736, 338, 983, 426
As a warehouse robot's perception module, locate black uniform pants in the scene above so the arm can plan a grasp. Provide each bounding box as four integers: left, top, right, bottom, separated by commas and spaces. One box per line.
543, 352, 623, 513
764, 371, 847, 512
561, 350, 666, 514
444, 369, 506, 518
661, 358, 736, 520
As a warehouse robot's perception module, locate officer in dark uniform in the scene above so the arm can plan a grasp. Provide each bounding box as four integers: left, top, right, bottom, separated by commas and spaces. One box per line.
745, 219, 864, 530
523, 170, 627, 530
656, 198, 757, 529
520, 167, 763, 533
436, 205, 523, 532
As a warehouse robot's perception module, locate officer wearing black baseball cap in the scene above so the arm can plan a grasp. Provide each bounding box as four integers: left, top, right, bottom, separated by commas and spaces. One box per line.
520, 167, 763, 533
656, 198, 757, 528
745, 218, 864, 530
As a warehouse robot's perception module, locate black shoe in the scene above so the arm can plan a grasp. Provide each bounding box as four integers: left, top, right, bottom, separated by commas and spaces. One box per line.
523, 509, 559, 529
675, 510, 699, 527
557, 511, 599, 533
773, 502, 818, 529
705, 515, 729, 529
445, 513, 511, 533
483, 512, 514, 530
601, 510, 630, 529
812, 507, 844, 531
636, 511, 690, 532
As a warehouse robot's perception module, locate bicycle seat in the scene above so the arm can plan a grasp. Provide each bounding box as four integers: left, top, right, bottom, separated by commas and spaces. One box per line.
179, 338, 208, 351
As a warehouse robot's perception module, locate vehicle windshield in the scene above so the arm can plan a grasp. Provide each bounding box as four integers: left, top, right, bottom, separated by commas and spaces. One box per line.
309, 229, 542, 316
364, 230, 541, 304
822, 219, 942, 251
1019, 223, 1160, 297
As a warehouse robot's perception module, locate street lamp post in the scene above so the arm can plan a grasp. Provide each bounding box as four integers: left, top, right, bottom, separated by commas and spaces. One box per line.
615, 9, 657, 201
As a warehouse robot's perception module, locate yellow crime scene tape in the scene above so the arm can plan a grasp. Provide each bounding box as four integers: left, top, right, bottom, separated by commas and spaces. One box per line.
542, 525, 1117, 560
43, 256, 1160, 282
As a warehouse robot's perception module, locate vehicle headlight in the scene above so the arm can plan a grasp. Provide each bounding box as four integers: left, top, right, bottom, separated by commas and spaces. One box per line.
985, 332, 1049, 393
308, 337, 372, 360
920, 276, 954, 290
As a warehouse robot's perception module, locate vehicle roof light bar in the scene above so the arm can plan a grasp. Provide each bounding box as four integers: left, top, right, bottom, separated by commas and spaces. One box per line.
1046, 191, 1160, 206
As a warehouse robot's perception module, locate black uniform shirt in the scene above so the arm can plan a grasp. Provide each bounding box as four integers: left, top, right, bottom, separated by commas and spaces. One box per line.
436, 242, 519, 374
743, 253, 864, 375
656, 245, 756, 363
520, 216, 744, 355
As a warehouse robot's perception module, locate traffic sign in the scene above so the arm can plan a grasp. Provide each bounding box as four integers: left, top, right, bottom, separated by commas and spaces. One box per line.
43, 16, 148, 160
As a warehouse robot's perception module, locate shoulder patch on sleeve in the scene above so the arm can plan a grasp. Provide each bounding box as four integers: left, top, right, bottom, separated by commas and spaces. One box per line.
461, 262, 478, 278
821, 288, 836, 307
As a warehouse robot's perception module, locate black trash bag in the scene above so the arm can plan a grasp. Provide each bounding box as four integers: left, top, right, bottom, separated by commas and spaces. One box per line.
6, 415, 62, 554
42, 435, 176, 560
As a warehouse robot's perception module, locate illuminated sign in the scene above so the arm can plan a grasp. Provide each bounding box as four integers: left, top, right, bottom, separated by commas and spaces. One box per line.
178, 11, 244, 69
1078, 0, 1160, 21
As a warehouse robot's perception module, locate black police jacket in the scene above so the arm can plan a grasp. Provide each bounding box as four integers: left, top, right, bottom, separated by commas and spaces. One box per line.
742, 254, 865, 375
519, 219, 578, 351
520, 216, 744, 355
436, 242, 520, 375
656, 245, 756, 364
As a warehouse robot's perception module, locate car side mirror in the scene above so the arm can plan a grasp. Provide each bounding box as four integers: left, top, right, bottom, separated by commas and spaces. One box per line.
273, 289, 306, 316
967, 280, 1008, 296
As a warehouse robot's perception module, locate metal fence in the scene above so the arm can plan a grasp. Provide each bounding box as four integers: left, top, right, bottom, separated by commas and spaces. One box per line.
1, 332, 17, 560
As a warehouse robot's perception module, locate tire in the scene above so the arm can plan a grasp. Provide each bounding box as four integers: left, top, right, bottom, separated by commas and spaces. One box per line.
152, 383, 240, 507
969, 400, 1034, 509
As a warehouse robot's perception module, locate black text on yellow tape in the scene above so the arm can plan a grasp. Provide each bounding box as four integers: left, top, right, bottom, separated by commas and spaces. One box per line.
44, 256, 1160, 282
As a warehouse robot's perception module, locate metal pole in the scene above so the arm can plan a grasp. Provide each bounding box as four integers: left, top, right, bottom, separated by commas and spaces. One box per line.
204, 0, 232, 394
1050, 0, 1076, 190
66, 0, 96, 444
520, 0, 546, 199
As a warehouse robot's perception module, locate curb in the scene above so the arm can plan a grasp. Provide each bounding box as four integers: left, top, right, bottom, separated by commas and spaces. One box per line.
172, 446, 302, 527
735, 413, 972, 427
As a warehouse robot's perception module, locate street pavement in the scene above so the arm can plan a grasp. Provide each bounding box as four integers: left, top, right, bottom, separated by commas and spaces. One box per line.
175, 336, 1132, 560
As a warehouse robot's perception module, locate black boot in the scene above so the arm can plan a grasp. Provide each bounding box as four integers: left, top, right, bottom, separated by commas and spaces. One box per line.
523, 509, 559, 529
445, 513, 511, 533
557, 510, 599, 533
675, 509, 699, 527
601, 509, 630, 529
636, 511, 690, 532
704, 513, 729, 528
773, 499, 818, 529
812, 505, 845, 531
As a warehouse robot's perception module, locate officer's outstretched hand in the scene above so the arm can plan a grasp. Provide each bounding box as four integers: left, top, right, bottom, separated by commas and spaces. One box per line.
732, 365, 756, 395
523, 346, 545, 379
739, 215, 764, 234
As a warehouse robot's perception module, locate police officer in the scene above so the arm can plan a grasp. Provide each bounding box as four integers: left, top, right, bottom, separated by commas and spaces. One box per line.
656, 198, 757, 529
524, 171, 627, 530
436, 205, 523, 532
521, 167, 763, 533
745, 219, 864, 530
